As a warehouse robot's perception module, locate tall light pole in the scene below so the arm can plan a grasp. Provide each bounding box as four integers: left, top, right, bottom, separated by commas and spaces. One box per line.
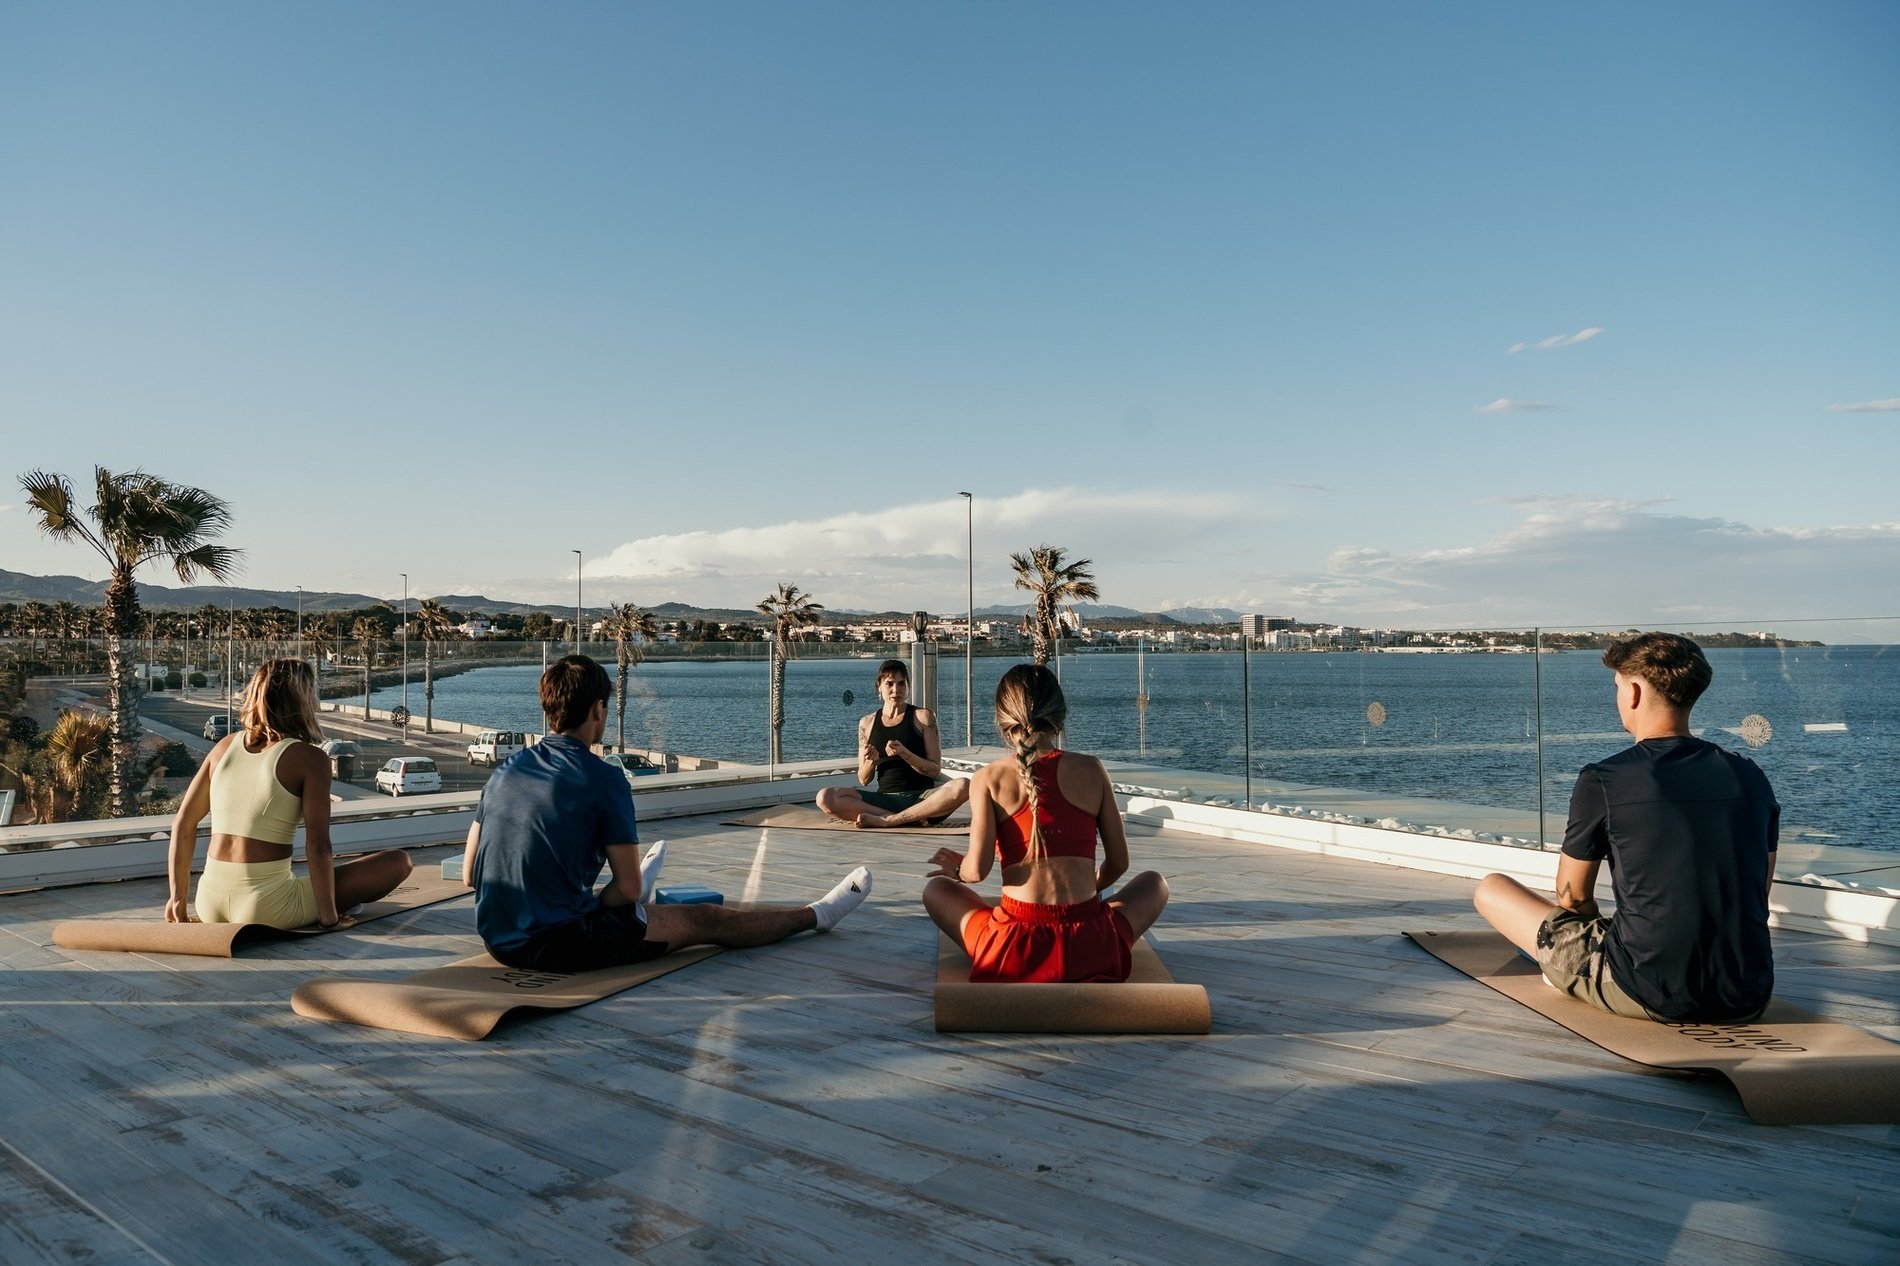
400, 573, 409, 734
225, 595, 234, 733
573, 549, 583, 655
959, 491, 973, 748
295, 585, 304, 664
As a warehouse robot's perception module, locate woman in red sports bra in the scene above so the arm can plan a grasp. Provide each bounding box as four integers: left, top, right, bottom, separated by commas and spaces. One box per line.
922, 663, 1169, 982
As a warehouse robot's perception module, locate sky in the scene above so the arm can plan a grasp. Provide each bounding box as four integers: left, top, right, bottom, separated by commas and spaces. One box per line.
1, 2, 1896, 630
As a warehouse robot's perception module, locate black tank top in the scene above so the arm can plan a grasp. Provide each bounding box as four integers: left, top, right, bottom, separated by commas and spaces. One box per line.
869, 704, 934, 794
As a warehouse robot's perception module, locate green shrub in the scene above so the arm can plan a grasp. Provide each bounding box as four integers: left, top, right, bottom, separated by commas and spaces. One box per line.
164, 669, 183, 689
151, 741, 196, 777
188, 671, 207, 688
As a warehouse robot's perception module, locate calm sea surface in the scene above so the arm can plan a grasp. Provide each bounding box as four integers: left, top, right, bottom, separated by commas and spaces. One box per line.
371, 647, 1899, 851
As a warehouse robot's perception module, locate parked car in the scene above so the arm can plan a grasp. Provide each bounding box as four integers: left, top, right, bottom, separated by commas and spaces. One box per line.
375, 756, 443, 797
602, 752, 663, 785
203, 714, 233, 740
466, 730, 528, 767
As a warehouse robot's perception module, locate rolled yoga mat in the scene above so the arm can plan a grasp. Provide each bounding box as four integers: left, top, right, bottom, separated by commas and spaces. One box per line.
1407, 929, 1900, 1126
933, 933, 1212, 1034
725, 803, 970, 834
290, 944, 724, 1041
52, 870, 470, 958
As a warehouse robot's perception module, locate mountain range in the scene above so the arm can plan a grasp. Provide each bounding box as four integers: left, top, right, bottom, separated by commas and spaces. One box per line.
0, 569, 1242, 625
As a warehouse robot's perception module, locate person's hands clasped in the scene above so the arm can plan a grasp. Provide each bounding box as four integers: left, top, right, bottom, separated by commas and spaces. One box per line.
884, 739, 912, 762
925, 847, 964, 880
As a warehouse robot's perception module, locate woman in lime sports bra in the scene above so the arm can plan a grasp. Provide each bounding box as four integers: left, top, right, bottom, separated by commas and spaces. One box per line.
921, 663, 1170, 982
166, 659, 411, 930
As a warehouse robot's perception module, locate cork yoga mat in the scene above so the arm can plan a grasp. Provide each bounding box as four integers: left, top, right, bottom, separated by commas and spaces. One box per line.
52, 871, 471, 958
290, 945, 724, 1041
934, 934, 1212, 1034
1407, 929, 1900, 1125
725, 803, 970, 835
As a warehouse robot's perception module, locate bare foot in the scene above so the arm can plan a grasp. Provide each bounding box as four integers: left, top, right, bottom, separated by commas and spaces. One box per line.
855, 811, 896, 829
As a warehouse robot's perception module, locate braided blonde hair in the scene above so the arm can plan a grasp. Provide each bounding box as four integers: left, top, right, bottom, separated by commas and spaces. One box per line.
994, 664, 1067, 863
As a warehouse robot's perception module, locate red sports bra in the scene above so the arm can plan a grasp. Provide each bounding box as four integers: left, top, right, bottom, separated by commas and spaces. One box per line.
993, 751, 1099, 868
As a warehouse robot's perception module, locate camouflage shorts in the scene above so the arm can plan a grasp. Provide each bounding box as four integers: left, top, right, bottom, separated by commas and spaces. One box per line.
1536, 908, 1654, 1020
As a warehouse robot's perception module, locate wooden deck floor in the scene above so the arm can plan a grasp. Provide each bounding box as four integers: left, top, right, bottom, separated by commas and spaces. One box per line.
2, 812, 1897, 1265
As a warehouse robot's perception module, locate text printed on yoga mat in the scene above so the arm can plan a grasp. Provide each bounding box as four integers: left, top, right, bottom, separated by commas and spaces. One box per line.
488, 968, 569, 991
1659, 1023, 1807, 1053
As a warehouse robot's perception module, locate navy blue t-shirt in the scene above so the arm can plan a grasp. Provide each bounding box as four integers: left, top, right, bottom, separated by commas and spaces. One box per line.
1562, 735, 1778, 1022
470, 734, 640, 954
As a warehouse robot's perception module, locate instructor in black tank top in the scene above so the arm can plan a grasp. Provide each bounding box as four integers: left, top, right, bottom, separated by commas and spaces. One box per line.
815, 659, 971, 829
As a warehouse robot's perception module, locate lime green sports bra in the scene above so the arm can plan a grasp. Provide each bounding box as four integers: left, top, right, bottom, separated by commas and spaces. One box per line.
209, 737, 304, 845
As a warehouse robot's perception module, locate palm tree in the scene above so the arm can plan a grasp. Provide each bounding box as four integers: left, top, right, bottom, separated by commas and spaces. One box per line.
19, 468, 238, 816
756, 583, 824, 764
602, 602, 658, 751
413, 599, 458, 733
0, 708, 112, 824
19, 601, 50, 660
352, 617, 383, 719
51, 601, 79, 673
1009, 544, 1100, 667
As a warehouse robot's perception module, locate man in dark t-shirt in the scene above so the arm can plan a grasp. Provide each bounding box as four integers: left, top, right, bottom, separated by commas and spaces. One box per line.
815, 658, 971, 829
463, 655, 873, 973
1474, 633, 1778, 1023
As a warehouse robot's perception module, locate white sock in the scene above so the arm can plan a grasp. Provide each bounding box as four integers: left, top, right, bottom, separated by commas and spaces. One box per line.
639, 840, 667, 904
809, 866, 873, 932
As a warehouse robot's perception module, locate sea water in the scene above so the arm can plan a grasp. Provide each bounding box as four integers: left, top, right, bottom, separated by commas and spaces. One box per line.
371, 646, 1898, 850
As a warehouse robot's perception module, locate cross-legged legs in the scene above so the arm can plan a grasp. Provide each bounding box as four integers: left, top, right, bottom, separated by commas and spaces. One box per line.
856, 778, 972, 829
332, 849, 413, 909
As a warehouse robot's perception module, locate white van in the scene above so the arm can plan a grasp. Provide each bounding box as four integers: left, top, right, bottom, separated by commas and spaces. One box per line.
375, 757, 443, 796
466, 730, 528, 767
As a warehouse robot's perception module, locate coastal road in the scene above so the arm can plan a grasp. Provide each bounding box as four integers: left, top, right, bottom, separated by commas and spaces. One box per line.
137, 693, 496, 798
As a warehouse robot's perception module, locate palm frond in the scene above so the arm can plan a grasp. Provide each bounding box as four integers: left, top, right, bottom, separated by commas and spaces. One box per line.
164, 543, 242, 584
18, 470, 106, 557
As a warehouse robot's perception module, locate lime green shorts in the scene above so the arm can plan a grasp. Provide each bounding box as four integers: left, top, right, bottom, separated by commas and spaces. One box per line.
196, 858, 319, 929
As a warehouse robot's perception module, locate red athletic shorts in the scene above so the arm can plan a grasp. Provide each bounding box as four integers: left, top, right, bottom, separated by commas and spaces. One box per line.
962, 895, 1135, 983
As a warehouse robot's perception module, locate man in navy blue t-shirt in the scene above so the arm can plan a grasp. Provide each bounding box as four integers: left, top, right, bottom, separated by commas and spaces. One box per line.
1475, 633, 1778, 1023
462, 655, 872, 973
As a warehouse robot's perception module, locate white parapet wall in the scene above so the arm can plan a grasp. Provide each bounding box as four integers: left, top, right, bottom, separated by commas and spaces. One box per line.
1123, 796, 1900, 949
0, 761, 854, 892
4, 770, 1894, 949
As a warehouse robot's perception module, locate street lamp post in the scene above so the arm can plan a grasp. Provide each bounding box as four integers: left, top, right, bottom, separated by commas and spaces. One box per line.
225, 596, 234, 733
959, 491, 973, 749
295, 585, 304, 664
573, 549, 583, 655
400, 573, 409, 736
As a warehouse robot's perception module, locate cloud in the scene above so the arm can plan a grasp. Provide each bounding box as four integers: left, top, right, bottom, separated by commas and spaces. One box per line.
555, 487, 1275, 610
1828, 397, 1900, 413
1507, 327, 1603, 354
1155, 497, 1900, 632
1309, 499, 1900, 627
1476, 398, 1559, 414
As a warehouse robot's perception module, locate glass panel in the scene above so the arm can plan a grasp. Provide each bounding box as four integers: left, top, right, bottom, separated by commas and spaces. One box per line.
1241, 627, 1546, 845
1546, 619, 1900, 891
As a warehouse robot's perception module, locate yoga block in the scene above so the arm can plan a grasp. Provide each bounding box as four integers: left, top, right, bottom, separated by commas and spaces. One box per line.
440, 857, 463, 883
656, 884, 724, 906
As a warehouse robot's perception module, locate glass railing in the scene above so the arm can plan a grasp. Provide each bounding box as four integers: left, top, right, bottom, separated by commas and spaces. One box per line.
4, 622, 1896, 897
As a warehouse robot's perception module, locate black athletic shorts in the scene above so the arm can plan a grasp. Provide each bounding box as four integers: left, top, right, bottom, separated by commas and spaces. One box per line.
493, 903, 670, 974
